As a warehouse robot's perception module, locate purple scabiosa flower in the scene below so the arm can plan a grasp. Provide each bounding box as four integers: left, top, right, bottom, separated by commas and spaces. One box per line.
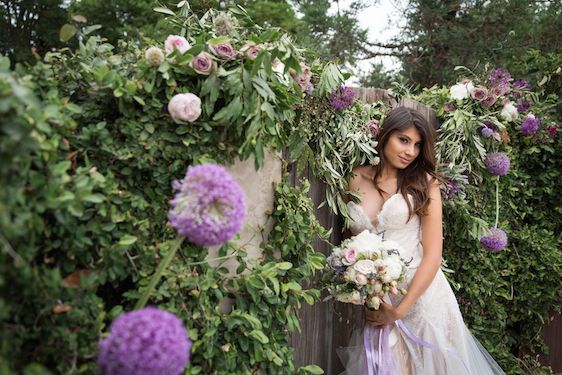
513, 80, 531, 90
480, 227, 508, 252
481, 126, 494, 138
520, 113, 541, 135
328, 86, 356, 110
169, 164, 246, 247
98, 307, 192, 375
485, 152, 510, 176
488, 68, 512, 86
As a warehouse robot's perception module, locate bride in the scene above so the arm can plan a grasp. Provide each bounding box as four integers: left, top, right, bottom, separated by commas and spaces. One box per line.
340, 107, 504, 374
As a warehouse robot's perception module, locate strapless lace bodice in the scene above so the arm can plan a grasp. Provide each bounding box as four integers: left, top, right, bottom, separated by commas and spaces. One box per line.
347, 193, 423, 268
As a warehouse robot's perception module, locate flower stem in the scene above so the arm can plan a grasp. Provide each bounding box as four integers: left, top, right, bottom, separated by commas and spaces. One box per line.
494, 177, 500, 228
136, 236, 185, 309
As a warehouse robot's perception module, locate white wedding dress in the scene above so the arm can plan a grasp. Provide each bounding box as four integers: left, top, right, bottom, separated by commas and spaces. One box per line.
338, 193, 505, 374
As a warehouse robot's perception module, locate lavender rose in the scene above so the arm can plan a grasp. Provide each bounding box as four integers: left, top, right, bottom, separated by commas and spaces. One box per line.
98, 307, 191, 375
169, 163, 246, 247
190, 52, 216, 75
164, 35, 191, 55
480, 227, 508, 252
209, 42, 236, 59
481, 94, 498, 108
168, 93, 202, 123
470, 86, 488, 101
242, 44, 260, 60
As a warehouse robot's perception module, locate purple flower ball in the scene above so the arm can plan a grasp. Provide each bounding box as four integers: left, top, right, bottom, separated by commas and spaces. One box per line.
520, 114, 541, 135
98, 307, 192, 375
488, 68, 512, 86
485, 152, 510, 176
328, 86, 356, 110
480, 227, 508, 252
481, 127, 494, 138
169, 163, 246, 247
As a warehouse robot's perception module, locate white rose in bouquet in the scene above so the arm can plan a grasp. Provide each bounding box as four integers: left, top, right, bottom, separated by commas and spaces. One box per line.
348, 230, 382, 258
354, 273, 368, 286
383, 255, 404, 280
353, 259, 376, 275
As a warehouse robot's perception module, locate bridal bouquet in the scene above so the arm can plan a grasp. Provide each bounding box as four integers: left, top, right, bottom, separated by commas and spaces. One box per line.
325, 230, 409, 310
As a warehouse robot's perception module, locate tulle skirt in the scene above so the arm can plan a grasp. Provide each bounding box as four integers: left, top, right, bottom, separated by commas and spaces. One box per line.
337, 270, 505, 375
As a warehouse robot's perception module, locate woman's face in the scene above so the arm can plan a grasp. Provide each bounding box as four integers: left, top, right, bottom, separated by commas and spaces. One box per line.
383, 126, 422, 170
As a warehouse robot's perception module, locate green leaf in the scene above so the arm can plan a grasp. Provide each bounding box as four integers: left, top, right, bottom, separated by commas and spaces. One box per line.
81, 193, 105, 204
276, 262, 293, 271
153, 7, 176, 16
248, 330, 269, 344
59, 24, 77, 42
118, 235, 138, 246
299, 364, 324, 374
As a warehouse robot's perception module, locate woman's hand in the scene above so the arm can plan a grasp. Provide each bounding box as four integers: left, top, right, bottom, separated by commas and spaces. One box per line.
365, 302, 404, 327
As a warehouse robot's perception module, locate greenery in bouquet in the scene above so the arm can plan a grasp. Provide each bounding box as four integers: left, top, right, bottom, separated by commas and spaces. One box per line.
324, 230, 408, 310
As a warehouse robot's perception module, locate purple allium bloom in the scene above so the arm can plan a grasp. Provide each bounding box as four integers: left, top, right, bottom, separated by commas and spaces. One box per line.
516, 100, 532, 112
328, 86, 356, 110
98, 307, 192, 375
520, 114, 541, 135
485, 152, 510, 176
169, 163, 246, 247
488, 68, 512, 86
481, 126, 494, 138
480, 227, 508, 252
444, 102, 456, 112
513, 80, 531, 90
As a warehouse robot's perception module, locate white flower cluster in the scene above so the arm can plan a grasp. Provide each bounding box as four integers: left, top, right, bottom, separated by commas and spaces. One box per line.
326, 230, 408, 310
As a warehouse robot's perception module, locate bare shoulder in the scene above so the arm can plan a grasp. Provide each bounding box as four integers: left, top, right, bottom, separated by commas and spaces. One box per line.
348, 165, 375, 191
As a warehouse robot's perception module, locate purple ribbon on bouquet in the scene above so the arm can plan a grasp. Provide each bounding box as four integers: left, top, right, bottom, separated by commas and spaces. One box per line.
363, 320, 471, 374
363, 325, 394, 375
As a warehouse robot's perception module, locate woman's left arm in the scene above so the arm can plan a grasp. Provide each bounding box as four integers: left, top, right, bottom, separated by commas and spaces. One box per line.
366, 179, 443, 326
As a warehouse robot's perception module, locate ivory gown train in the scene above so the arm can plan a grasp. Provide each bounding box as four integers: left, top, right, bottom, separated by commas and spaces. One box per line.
338, 193, 505, 374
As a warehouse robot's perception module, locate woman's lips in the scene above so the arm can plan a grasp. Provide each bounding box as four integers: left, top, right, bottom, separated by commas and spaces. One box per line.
399, 156, 412, 164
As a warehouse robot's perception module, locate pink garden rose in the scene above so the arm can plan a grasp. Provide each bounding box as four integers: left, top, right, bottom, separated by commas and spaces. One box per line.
289, 63, 312, 91
209, 42, 236, 59
354, 273, 368, 286
343, 248, 356, 265
164, 35, 190, 55
168, 93, 202, 123
470, 86, 488, 101
190, 52, 216, 75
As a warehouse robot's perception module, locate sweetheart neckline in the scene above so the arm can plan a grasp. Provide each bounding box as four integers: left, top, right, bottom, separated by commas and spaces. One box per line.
349, 193, 403, 227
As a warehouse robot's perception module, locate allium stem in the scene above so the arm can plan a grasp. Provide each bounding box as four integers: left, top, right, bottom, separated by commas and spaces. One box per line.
136, 236, 185, 309
494, 177, 500, 228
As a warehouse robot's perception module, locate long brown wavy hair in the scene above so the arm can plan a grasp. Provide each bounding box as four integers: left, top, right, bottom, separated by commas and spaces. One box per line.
373, 107, 441, 219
